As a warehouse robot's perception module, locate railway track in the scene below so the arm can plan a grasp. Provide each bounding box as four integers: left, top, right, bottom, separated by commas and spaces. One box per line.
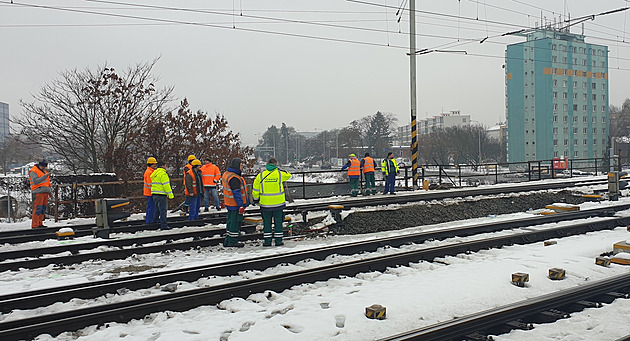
1, 210, 628, 340
0, 176, 606, 245
1, 201, 626, 272
379, 273, 630, 341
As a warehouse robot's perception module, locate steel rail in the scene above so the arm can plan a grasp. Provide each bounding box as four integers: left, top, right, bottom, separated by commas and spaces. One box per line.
378, 273, 630, 341
0, 203, 622, 273
0, 216, 628, 340
0, 177, 606, 244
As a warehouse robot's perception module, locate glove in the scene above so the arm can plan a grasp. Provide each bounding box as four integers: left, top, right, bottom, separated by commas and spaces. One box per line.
253, 199, 259, 206
238, 207, 245, 215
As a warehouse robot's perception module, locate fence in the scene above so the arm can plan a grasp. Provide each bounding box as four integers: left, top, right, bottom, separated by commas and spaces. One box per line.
15, 155, 620, 221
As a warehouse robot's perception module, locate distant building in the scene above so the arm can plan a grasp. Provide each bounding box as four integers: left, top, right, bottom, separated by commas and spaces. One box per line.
505, 27, 609, 163
397, 110, 471, 147
0, 102, 9, 141
487, 123, 507, 145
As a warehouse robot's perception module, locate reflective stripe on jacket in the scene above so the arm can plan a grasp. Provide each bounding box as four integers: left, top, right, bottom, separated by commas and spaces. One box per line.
252, 168, 292, 209
29, 165, 51, 193
362, 156, 375, 173
222, 171, 248, 207
143, 166, 154, 196
150, 167, 174, 199
200, 163, 221, 186
347, 158, 360, 176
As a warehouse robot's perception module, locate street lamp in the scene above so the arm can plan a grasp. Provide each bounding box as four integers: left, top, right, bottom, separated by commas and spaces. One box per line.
470, 120, 483, 165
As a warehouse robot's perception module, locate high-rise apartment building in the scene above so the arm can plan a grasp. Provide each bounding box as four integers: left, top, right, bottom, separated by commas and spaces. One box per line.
505, 28, 609, 163
0, 102, 9, 141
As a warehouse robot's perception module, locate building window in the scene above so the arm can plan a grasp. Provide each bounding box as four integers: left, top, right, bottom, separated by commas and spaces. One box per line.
583, 105, 587, 112
552, 44, 557, 50
573, 116, 578, 123
593, 105, 597, 112
573, 58, 577, 65
573, 93, 578, 100
583, 116, 588, 123
593, 116, 597, 123
564, 127, 569, 134
563, 92, 568, 99
601, 61, 605, 67
553, 139, 558, 146
582, 59, 587, 66
602, 106, 606, 113
563, 81, 568, 88
553, 92, 558, 99
574, 139, 578, 146
583, 128, 587, 134
593, 128, 597, 134
562, 45, 567, 52
564, 139, 568, 146
574, 127, 578, 134
553, 116, 558, 122
554, 103, 558, 112
573, 104, 578, 111
563, 56, 568, 64
602, 95, 606, 101
592, 83, 597, 89
583, 82, 587, 89
553, 127, 558, 134
602, 117, 606, 123
573, 81, 577, 88
603, 139, 606, 145
574, 151, 579, 157
583, 93, 587, 101
602, 83, 606, 90
594, 139, 597, 145
583, 139, 587, 145
563, 104, 568, 112
554, 151, 559, 157
593, 60, 596, 67
592, 94, 597, 101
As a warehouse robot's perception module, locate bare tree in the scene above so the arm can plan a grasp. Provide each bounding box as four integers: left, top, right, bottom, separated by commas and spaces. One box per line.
15, 59, 173, 174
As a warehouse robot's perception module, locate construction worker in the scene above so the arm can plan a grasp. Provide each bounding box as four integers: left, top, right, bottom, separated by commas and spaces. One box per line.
341, 153, 361, 196
143, 157, 158, 223
361, 152, 376, 195
222, 158, 249, 247
29, 160, 51, 228
180, 154, 196, 214
151, 160, 174, 230
252, 158, 292, 247
382, 152, 399, 195
200, 158, 221, 211
185, 159, 204, 220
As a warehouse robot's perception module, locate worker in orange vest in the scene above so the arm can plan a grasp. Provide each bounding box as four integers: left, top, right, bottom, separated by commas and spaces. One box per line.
361, 152, 376, 195
180, 154, 196, 214
184, 159, 204, 220
143, 157, 158, 223
341, 153, 361, 197
29, 160, 51, 228
200, 158, 222, 211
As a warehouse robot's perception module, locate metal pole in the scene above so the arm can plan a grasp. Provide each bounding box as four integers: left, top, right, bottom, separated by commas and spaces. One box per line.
410, 0, 418, 191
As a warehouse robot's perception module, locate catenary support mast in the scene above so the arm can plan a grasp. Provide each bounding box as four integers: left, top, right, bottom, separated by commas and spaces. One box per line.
409, 0, 418, 190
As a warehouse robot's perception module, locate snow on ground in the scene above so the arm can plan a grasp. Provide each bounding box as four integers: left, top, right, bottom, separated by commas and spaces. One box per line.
2, 176, 630, 340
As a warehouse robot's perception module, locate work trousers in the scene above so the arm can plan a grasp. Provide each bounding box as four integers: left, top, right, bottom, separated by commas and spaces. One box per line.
364, 172, 376, 195
349, 177, 359, 197
204, 186, 220, 209
224, 209, 243, 246
262, 209, 284, 246
188, 196, 201, 220
145, 195, 155, 223
31, 192, 49, 228
383, 173, 396, 194
152, 194, 169, 230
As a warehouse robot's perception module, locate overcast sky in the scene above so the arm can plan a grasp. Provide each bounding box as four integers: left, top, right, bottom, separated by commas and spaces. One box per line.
1, 0, 629, 146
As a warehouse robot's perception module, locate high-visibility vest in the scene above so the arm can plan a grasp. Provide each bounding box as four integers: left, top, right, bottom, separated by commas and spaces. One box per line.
200, 163, 221, 186
362, 156, 375, 173
150, 168, 174, 199
182, 163, 192, 187
143, 166, 154, 196
347, 158, 360, 176
184, 169, 198, 196
29, 166, 50, 191
222, 171, 248, 207
381, 158, 399, 176
252, 168, 292, 208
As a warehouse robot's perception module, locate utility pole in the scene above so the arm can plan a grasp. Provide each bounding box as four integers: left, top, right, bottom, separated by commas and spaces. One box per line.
409, 0, 419, 190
